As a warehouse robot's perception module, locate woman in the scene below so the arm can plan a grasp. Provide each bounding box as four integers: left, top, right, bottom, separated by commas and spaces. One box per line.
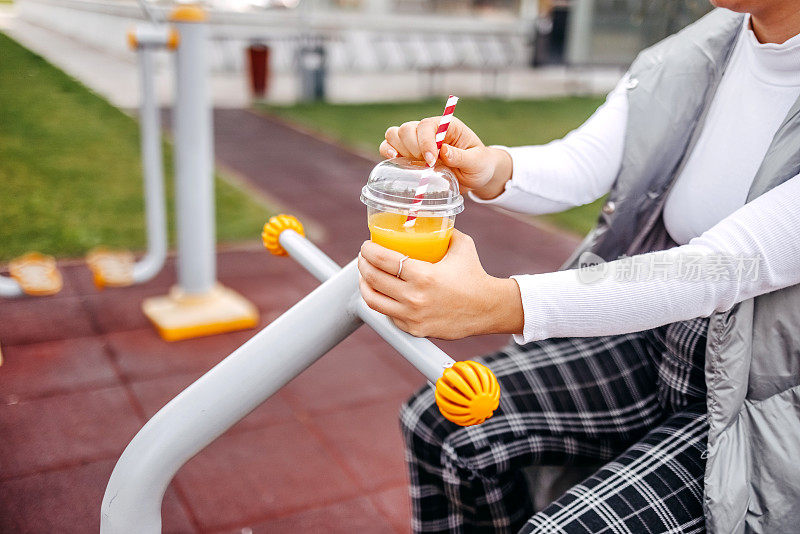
358, 2, 800, 533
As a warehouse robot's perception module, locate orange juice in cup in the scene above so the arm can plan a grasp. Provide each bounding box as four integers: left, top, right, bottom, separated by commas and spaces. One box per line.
361, 157, 464, 263
368, 212, 454, 263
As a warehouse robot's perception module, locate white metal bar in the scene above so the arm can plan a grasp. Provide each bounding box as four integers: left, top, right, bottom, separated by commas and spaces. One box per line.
354, 297, 454, 383
565, 0, 596, 65
132, 43, 168, 284
278, 229, 340, 283
172, 17, 216, 295
135, 0, 160, 23
279, 229, 455, 381
0, 275, 23, 298
102, 260, 363, 533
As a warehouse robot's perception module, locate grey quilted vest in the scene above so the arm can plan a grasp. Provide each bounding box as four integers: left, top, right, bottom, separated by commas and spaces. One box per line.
563, 8, 800, 534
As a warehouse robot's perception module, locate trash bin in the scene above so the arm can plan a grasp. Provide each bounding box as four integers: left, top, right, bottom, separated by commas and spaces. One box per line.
247, 43, 270, 100
298, 43, 326, 101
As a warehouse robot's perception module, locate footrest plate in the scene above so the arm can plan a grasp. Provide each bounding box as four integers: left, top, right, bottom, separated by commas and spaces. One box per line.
86, 248, 135, 288
8, 252, 63, 296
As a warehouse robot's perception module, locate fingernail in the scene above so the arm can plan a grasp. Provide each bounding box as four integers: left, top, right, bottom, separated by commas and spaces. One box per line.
424, 151, 436, 167
387, 148, 397, 158
442, 146, 449, 158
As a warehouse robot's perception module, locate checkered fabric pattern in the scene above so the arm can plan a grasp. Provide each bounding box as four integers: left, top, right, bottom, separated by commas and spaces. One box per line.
520, 404, 707, 534
400, 317, 709, 534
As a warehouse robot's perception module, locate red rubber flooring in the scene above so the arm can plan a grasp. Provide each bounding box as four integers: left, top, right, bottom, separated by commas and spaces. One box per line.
0, 110, 579, 533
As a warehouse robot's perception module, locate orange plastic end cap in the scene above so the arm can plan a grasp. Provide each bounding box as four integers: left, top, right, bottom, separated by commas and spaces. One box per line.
126, 28, 138, 50
262, 214, 304, 256
435, 361, 500, 426
167, 28, 180, 50
169, 5, 207, 22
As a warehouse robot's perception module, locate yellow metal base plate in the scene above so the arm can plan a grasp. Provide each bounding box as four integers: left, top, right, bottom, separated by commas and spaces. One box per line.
142, 284, 259, 342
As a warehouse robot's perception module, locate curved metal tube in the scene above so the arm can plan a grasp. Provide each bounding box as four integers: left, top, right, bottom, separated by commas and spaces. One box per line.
132, 44, 168, 284
102, 235, 457, 532
102, 260, 363, 533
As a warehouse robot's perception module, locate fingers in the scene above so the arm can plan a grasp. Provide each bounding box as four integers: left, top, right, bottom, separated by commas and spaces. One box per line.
444, 117, 479, 148
358, 254, 406, 300
385, 126, 411, 158
441, 229, 475, 259
359, 277, 404, 317
446, 229, 472, 249
416, 117, 440, 167
389, 317, 412, 334
440, 143, 480, 172
397, 121, 422, 159
379, 140, 398, 159
383, 116, 480, 163
360, 241, 427, 281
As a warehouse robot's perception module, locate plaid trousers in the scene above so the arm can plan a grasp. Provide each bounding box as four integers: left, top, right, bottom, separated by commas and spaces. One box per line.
400, 317, 709, 534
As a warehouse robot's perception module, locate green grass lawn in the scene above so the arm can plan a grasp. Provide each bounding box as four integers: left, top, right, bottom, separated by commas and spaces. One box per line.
0, 32, 271, 262
262, 96, 607, 236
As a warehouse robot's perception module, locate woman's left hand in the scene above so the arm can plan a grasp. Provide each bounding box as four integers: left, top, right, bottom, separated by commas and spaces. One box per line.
358, 230, 524, 340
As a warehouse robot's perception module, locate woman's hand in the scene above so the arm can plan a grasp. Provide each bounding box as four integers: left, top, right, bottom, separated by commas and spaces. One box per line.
357, 231, 524, 340
379, 117, 512, 200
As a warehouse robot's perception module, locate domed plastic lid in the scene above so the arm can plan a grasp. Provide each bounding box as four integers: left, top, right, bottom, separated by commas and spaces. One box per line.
360, 157, 464, 217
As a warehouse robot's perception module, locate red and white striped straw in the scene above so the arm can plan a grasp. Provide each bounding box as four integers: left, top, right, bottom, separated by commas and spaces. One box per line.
404, 94, 459, 228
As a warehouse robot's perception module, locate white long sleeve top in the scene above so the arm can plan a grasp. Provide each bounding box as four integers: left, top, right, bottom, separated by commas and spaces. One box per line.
472, 16, 800, 343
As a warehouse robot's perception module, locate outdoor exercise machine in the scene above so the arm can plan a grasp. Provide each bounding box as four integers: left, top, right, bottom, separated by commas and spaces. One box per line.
89, 4, 258, 341
1, 6, 172, 299
3, 4, 258, 343
101, 214, 501, 533
0, 5, 175, 300
85, 23, 176, 289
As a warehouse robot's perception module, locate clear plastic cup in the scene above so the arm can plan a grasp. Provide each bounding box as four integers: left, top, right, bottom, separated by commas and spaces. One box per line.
360, 157, 464, 263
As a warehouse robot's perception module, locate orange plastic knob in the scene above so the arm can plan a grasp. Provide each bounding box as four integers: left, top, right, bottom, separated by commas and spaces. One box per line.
435, 361, 500, 426
169, 5, 207, 22
262, 214, 304, 256
126, 28, 138, 50
167, 28, 180, 50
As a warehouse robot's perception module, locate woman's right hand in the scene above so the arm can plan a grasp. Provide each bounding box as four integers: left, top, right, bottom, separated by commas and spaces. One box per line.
379, 116, 512, 200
